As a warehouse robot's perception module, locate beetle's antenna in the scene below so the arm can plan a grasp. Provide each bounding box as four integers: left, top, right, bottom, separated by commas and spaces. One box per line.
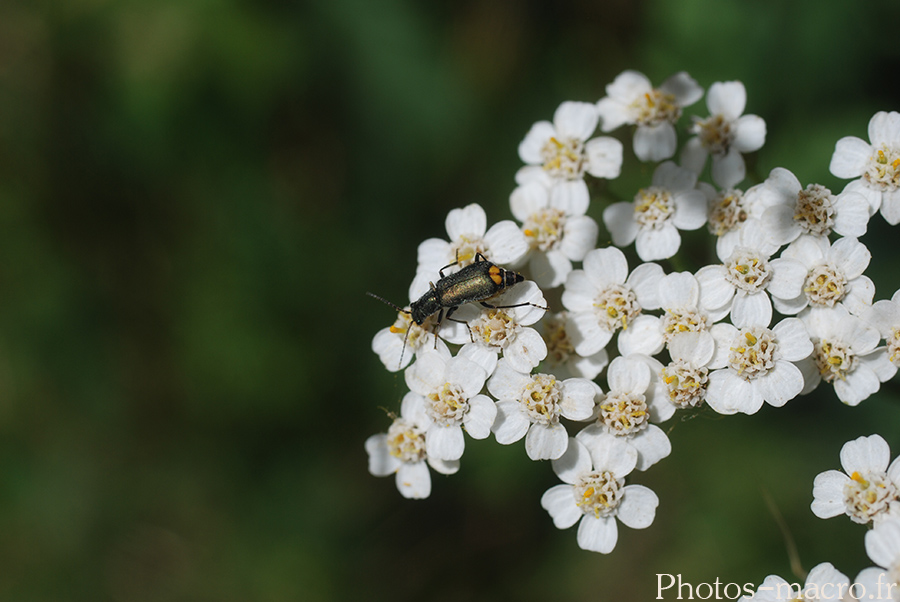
367, 292, 413, 369
366, 292, 410, 315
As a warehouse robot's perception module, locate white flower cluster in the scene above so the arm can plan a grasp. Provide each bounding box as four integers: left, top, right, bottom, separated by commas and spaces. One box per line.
366, 69, 900, 563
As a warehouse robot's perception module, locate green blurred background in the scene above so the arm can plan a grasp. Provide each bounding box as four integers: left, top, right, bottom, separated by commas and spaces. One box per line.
1, 0, 899, 600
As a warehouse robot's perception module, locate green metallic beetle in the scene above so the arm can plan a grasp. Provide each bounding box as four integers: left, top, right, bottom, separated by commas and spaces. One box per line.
368, 252, 546, 365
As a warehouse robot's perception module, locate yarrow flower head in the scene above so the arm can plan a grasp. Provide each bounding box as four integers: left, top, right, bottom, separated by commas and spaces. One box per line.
453, 280, 548, 376
371, 306, 450, 372
595, 70, 703, 162
695, 221, 806, 328
517, 101, 624, 212
757, 167, 871, 246
774, 235, 875, 317
811, 434, 900, 525
487, 358, 597, 460
830, 110, 900, 224
540, 436, 658, 554
797, 307, 894, 406
509, 174, 599, 288
603, 161, 708, 261
575, 355, 672, 471
561, 246, 664, 357
365, 392, 460, 499
404, 350, 496, 461
681, 81, 766, 188
706, 316, 813, 415
660, 331, 719, 412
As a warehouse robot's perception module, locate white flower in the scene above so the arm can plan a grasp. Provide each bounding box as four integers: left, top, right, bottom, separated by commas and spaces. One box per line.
862, 516, 900, 601
706, 317, 813, 415
861, 288, 900, 370
540, 436, 658, 554
739, 563, 851, 601
811, 434, 900, 525
452, 280, 548, 376
487, 358, 597, 460
538, 311, 609, 380
775, 235, 875, 317
796, 307, 894, 406
830, 111, 900, 224
365, 392, 460, 499
517, 101, 624, 212
371, 307, 451, 372
509, 176, 599, 288
756, 167, 871, 247
622, 270, 727, 357
681, 81, 766, 188
695, 221, 806, 328
404, 351, 495, 462
596, 70, 703, 161
575, 355, 672, 471
410, 203, 529, 304
603, 161, 707, 261
561, 246, 664, 357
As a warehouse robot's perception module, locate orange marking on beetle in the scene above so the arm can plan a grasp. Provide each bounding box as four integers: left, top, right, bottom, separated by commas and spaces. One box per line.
489, 265, 503, 285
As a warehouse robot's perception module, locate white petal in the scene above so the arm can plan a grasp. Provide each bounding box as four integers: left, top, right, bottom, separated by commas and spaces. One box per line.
659, 271, 699, 308
559, 215, 599, 261
457, 342, 498, 378
732, 114, 766, 152
832, 190, 871, 237
830, 136, 871, 179
463, 394, 497, 439
632, 425, 673, 471
518, 120, 555, 164
711, 148, 746, 189
550, 179, 590, 217
405, 351, 448, 396
767, 257, 807, 300
707, 81, 746, 120
756, 360, 804, 407
607, 356, 651, 395
596, 97, 633, 132
487, 360, 531, 400
552, 438, 593, 484
618, 485, 659, 529
672, 190, 708, 230
484, 220, 529, 265
880, 187, 900, 225
446, 203, 487, 241
365, 434, 400, 477
633, 123, 676, 162
603, 202, 640, 247
841, 434, 890, 475
834, 365, 880, 406
653, 160, 697, 192
584, 136, 624, 179
559, 378, 599, 421
576, 515, 618, 553
869, 111, 900, 147
627, 262, 665, 310
396, 461, 431, 499
604, 70, 652, 102
526, 422, 569, 460
730, 291, 772, 329
660, 71, 703, 107
865, 516, 900, 569
811, 470, 851, 518
426, 424, 465, 461
583, 246, 629, 288
680, 136, 708, 174
553, 101, 599, 141
829, 236, 870, 280
636, 223, 681, 261
491, 400, 530, 444
445, 355, 487, 399
706, 369, 755, 415
582, 431, 637, 476
509, 180, 549, 222
773, 317, 814, 361
696, 264, 734, 310
567, 311, 613, 357
617, 314, 665, 356
541, 484, 582, 528
505, 327, 548, 373
562, 269, 598, 312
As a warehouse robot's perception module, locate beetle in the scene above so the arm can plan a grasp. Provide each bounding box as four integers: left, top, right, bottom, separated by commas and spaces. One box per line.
368, 252, 547, 367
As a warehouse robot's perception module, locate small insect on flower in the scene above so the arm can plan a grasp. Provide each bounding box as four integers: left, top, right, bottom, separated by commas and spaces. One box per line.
368, 252, 548, 368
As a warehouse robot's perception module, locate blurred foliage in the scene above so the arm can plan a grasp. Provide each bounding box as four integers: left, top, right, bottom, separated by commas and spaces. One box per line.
0, 0, 898, 600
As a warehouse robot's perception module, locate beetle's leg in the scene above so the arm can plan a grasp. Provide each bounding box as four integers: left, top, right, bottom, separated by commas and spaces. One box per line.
444, 306, 474, 343
438, 253, 461, 278
474, 252, 488, 263
431, 307, 446, 349
480, 300, 550, 311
